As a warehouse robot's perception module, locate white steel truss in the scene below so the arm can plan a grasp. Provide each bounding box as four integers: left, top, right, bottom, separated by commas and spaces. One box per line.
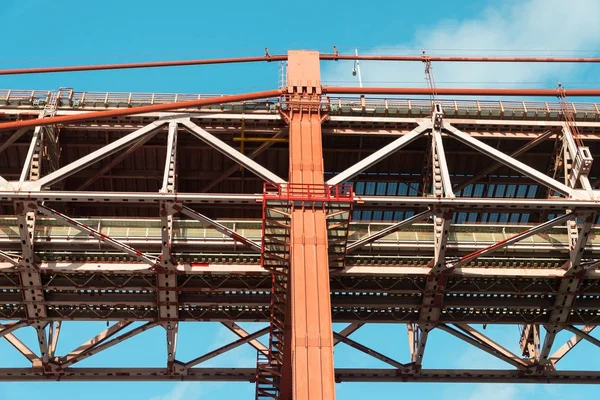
1, 91, 600, 386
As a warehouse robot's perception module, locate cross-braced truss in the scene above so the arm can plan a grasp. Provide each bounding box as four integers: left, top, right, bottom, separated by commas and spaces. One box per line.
1, 51, 600, 395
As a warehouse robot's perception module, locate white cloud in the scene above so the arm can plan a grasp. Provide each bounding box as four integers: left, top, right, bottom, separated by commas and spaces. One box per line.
149, 382, 203, 400
465, 384, 519, 400
323, 0, 600, 89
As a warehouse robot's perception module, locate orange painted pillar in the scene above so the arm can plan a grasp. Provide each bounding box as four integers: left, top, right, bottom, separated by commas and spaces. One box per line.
283, 50, 336, 400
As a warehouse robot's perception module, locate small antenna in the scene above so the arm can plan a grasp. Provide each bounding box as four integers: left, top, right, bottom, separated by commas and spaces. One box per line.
422, 49, 437, 111
352, 49, 363, 88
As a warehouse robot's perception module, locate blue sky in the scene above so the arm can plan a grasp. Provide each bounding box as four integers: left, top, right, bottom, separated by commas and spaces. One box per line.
1, 0, 600, 399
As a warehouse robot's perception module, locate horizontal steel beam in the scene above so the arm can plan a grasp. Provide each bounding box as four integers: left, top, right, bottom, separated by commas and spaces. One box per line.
2, 308, 598, 324
0, 55, 288, 76
4, 52, 599, 76
355, 196, 600, 210
0, 368, 598, 383
320, 54, 600, 63
1, 262, 599, 280
2, 292, 598, 310
3, 191, 600, 210
0, 191, 262, 203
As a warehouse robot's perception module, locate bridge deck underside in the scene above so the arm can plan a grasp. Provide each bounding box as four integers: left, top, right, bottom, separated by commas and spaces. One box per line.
1, 91, 600, 384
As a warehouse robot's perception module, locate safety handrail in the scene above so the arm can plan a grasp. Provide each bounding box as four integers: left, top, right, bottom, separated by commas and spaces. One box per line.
1, 89, 599, 117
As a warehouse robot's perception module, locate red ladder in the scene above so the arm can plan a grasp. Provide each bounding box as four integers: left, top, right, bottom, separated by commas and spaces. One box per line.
255, 183, 353, 399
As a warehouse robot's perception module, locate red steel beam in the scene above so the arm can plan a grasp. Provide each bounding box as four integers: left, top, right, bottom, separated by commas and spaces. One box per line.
0, 55, 287, 76
320, 54, 600, 63
2, 53, 600, 76
286, 50, 336, 400
322, 86, 600, 97
0, 89, 283, 131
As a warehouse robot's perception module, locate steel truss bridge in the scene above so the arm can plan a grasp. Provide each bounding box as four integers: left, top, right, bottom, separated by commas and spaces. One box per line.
1, 50, 600, 399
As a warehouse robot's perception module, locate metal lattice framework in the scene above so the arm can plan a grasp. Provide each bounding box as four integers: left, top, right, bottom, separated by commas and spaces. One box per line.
2, 49, 600, 398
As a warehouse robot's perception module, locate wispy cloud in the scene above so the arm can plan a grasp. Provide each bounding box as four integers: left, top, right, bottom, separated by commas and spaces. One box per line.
323, 0, 600, 89
149, 382, 203, 400
465, 384, 519, 400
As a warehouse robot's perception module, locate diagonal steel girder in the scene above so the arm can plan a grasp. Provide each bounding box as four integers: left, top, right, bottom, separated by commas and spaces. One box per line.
202, 127, 289, 192
63, 321, 133, 362
333, 323, 364, 345
222, 322, 269, 356
347, 209, 432, 252
0, 128, 30, 155
76, 130, 161, 191
327, 122, 432, 185
452, 129, 555, 193
174, 204, 262, 252
178, 118, 286, 184
549, 325, 595, 365
0, 175, 12, 190
564, 326, 600, 348
34, 203, 158, 266
60, 322, 157, 369
0, 250, 19, 267
443, 123, 575, 197
332, 332, 408, 370
449, 324, 531, 369
184, 326, 270, 369
450, 212, 577, 270
19, 127, 42, 183
3, 331, 40, 363
0, 322, 27, 338
24, 121, 166, 190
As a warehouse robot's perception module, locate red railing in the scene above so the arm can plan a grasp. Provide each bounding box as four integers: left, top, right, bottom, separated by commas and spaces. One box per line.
263, 183, 354, 202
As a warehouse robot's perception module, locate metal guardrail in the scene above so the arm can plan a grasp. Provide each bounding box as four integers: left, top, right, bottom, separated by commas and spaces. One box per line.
0, 218, 597, 250
263, 183, 354, 202
328, 96, 600, 119
0, 89, 279, 111
1, 89, 600, 120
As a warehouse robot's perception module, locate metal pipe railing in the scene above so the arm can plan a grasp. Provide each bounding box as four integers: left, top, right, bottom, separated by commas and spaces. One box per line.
0, 89, 284, 131
2, 52, 600, 76
323, 86, 600, 97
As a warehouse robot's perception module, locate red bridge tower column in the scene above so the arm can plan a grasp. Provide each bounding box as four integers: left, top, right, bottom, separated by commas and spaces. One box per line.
282, 50, 336, 400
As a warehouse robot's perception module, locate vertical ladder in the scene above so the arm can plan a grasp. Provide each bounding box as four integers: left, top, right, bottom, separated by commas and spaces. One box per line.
255, 183, 353, 399
278, 62, 287, 89
256, 185, 291, 399
255, 350, 280, 400
41, 88, 64, 176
